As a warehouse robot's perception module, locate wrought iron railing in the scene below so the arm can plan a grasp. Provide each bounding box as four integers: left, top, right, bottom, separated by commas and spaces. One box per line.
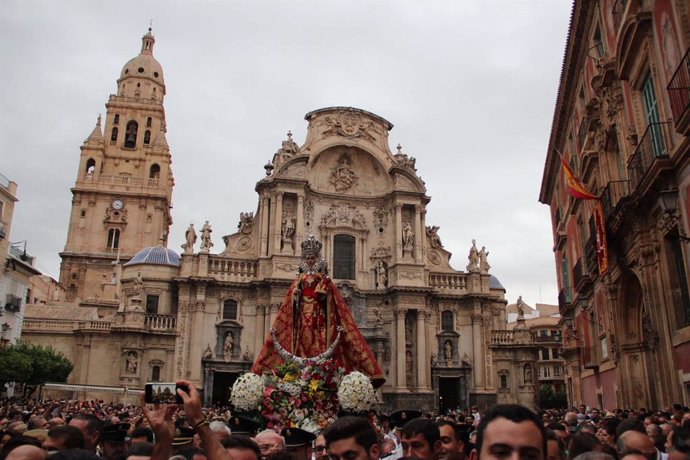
626, 121, 671, 190
667, 47, 690, 129
601, 180, 630, 219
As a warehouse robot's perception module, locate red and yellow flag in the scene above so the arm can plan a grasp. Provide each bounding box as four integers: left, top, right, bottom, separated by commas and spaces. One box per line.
557, 152, 608, 274
560, 157, 599, 200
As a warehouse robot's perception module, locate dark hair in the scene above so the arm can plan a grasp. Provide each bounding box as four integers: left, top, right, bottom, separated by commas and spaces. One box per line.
567, 432, 600, 460
400, 418, 440, 449
48, 425, 86, 450
0, 435, 43, 460
221, 435, 260, 460
126, 441, 154, 457
670, 426, 690, 454
476, 404, 546, 460
615, 419, 644, 439
51, 449, 101, 460
323, 416, 378, 452
264, 452, 301, 460
437, 420, 463, 445
130, 428, 154, 443
546, 429, 566, 460
176, 446, 206, 460
70, 414, 104, 437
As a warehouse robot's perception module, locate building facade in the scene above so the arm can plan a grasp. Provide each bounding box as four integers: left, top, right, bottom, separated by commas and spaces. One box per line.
23, 31, 538, 411
540, 0, 690, 409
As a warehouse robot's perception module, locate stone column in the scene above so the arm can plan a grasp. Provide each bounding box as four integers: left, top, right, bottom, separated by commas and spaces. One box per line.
296, 195, 304, 243
396, 308, 407, 391
254, 305, 266, 353
260, 197, 269, 256
274, 193, 283, 255
414, 207, 423, 263
395, 205, 403, 259
417, 310, 429, 389
472, 311, 485, 388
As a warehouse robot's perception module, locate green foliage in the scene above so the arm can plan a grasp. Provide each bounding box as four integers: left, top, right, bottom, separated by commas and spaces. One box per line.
0, 346, 32, 384
538, 384, 568, 409
0, 342, 73, 386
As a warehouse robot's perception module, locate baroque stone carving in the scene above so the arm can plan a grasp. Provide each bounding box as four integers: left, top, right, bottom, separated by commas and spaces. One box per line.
399, 271, 421, 280
371, 246, 391, 258
200, 221, 213, 250
373, 205, 389, 228
329, 153, 358, 192
320, 204, 366, 228
426, 226, 443, 248
322, 109, 379, 141
237, 212, 254, 234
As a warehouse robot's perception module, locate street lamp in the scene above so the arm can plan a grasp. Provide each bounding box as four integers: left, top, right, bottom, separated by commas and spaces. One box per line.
658, 189, 690, 242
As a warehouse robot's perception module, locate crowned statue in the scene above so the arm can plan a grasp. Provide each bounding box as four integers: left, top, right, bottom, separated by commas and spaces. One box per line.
252, 235, 385, 387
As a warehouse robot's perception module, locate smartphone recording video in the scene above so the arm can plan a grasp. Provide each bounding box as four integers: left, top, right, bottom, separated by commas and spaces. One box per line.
144, 382, 186, 404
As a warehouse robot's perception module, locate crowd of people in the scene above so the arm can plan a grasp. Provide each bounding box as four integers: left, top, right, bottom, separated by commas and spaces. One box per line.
1, 387, 690, 460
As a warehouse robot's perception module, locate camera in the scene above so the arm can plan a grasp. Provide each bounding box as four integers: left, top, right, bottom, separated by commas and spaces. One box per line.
144, 382, 188, 404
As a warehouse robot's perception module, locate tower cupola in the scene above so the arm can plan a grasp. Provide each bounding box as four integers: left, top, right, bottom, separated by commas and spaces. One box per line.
117, 28, 166, 100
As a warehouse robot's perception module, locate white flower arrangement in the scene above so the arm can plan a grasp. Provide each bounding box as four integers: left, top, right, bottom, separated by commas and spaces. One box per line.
277, 380, 304, 397
300, 417, 321, 434
337, 371, 377, 413
230, 372, 265, 411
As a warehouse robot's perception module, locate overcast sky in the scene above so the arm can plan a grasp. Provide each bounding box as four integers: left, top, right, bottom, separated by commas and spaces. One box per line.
1, 0, 572, 308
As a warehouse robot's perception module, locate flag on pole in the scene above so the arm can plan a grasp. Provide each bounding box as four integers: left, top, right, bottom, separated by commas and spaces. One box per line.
560, 156, 599, 200
556, 150, 608, 274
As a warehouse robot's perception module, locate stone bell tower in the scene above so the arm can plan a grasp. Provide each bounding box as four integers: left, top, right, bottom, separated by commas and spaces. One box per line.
59, 29, 174, 302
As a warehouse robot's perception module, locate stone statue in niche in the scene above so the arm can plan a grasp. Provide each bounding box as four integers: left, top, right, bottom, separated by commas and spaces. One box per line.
444, 340, 453, 366
375, 261, 387, 289
430, 352, 437, 366
524, 364, 532, 384
402, 221, 414, 253
126, 351, 138, 374
281, 214, 295, 242
223, 332, 234, 362
329, 153, 358, 192
200, 221, 213, 250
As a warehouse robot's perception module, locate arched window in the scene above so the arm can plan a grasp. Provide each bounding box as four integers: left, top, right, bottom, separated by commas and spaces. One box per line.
146, 117, 152, 128
151, 366, 160, 382
149, 164, 160, 179
333, 234, 356, 279
106, 228, 120, 250
500, 374, 508, 389
114, 114, 120, 124
144, 130, 151, 145
125, 121, 138, 148
223, 300, 238, 320
85, 158, 96, 174
111, 127, 118, 142
441, 310, 454, 331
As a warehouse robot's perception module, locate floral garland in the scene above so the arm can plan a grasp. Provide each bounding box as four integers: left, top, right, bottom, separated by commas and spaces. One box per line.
230, 360, 378, 433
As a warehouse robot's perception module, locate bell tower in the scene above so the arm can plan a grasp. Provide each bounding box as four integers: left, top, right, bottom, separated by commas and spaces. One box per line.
59, 29, 174, 301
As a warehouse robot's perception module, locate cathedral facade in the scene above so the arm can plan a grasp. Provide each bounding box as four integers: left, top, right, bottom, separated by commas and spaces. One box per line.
23, 31, 537, 412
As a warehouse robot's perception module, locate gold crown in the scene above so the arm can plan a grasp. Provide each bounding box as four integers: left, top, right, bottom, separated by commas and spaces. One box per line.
301, 235, 323, 256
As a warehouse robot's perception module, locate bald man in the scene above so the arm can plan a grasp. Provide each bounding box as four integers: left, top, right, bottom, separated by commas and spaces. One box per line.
617, 430, 665, 460
6, 445, 47, 460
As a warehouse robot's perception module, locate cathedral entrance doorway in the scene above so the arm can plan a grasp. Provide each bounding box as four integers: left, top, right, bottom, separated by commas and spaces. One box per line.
439, 377, 461, 413
212, 372, 239, 405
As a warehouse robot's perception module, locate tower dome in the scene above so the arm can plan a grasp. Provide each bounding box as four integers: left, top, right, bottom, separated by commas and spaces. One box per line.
125, 246, 180, 267
118, 28, 166, 96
